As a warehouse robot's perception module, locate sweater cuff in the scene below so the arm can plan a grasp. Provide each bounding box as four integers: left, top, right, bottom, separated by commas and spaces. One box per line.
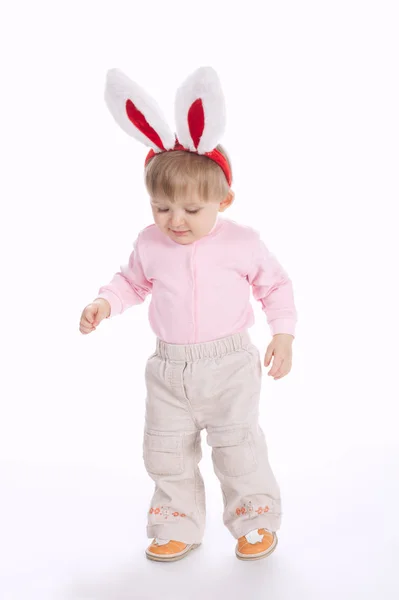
269, 318, 296, 337
96, 290, 123, 317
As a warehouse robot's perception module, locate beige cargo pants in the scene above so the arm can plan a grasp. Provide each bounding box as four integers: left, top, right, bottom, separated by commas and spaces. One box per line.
143, 330, 282, 545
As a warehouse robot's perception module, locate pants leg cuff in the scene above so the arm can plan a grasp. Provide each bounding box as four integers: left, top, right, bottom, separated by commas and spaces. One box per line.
147, 524, 203, 545
228, 514, 282, 539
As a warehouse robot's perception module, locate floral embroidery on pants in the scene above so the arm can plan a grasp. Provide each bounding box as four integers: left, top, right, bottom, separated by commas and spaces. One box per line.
149, 506, 187, 520
235, 501, 269, 517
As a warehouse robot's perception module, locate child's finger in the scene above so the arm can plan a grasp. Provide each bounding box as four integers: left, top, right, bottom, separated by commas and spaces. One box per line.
80, 315, 96, 328
85, 305, 99, 322
82, 316, 94, 327
80, 324, 95, 334
85, 313, 96, 325
264, 346, 274, 367
273, 363, 292, 380
268, 355, 284, 376
273, 367, 286, 379
268, 356, 284, 377
81, 317, 95, 327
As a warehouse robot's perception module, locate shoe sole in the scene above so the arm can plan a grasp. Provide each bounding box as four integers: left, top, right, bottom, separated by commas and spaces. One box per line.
235, 534, 278, 561
145, 543, 201, 563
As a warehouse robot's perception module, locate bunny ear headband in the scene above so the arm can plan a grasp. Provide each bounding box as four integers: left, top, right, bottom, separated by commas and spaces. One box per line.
104, 66, 232, 186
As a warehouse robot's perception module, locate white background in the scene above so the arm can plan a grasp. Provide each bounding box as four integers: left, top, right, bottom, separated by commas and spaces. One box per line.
1, 1, 398, 598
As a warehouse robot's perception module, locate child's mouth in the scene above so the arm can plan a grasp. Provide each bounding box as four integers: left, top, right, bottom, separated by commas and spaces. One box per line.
171, 230, 190, 236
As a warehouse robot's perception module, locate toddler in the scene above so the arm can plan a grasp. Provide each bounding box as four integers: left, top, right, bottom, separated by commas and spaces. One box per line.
79, 67, 297, 562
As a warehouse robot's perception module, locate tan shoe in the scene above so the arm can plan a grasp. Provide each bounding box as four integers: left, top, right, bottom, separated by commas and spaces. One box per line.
236, 528, 278, 561
145, 538, 201, 562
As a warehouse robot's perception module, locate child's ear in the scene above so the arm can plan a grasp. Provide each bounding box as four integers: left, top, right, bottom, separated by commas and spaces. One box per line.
219, 190, 235, 212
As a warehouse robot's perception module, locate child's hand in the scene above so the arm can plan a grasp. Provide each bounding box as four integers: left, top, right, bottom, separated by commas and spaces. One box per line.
264, 334, 294, 380
79, 298, 111, 335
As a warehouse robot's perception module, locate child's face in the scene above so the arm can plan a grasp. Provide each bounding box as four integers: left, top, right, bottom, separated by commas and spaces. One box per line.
151, 193, 232, 245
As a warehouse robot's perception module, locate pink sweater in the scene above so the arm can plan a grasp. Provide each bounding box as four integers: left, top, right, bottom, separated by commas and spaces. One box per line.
97, 217, 297, 344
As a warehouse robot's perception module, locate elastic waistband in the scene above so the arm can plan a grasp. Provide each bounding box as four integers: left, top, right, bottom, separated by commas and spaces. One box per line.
156, 331, 251, 362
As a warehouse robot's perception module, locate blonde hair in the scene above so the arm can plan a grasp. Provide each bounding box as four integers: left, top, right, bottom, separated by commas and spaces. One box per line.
144, 144, 232, 203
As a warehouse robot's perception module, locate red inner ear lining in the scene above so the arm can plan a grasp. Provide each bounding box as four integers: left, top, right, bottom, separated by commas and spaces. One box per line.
187, 98, 205, 149
125, 99, 165, 151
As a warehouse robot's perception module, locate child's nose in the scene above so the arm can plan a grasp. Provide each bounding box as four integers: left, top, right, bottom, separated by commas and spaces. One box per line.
170, 212, 186, 227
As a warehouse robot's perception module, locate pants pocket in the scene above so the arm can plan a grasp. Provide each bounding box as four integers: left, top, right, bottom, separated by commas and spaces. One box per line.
245, 344, 263, 379
143, 432, 184, 476
207, 428, 257, 477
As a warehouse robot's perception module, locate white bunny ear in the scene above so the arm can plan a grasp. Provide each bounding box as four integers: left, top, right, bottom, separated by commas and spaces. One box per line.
174, 67, 226, 154
104, 68, 176, 152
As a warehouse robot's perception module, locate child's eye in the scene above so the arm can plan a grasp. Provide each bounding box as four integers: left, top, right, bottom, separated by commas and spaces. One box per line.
156, 207, 201, 214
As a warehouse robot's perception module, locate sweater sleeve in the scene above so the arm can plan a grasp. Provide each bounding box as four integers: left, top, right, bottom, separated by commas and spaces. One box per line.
247, 235, 297, 337
96, 234, 152, 317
